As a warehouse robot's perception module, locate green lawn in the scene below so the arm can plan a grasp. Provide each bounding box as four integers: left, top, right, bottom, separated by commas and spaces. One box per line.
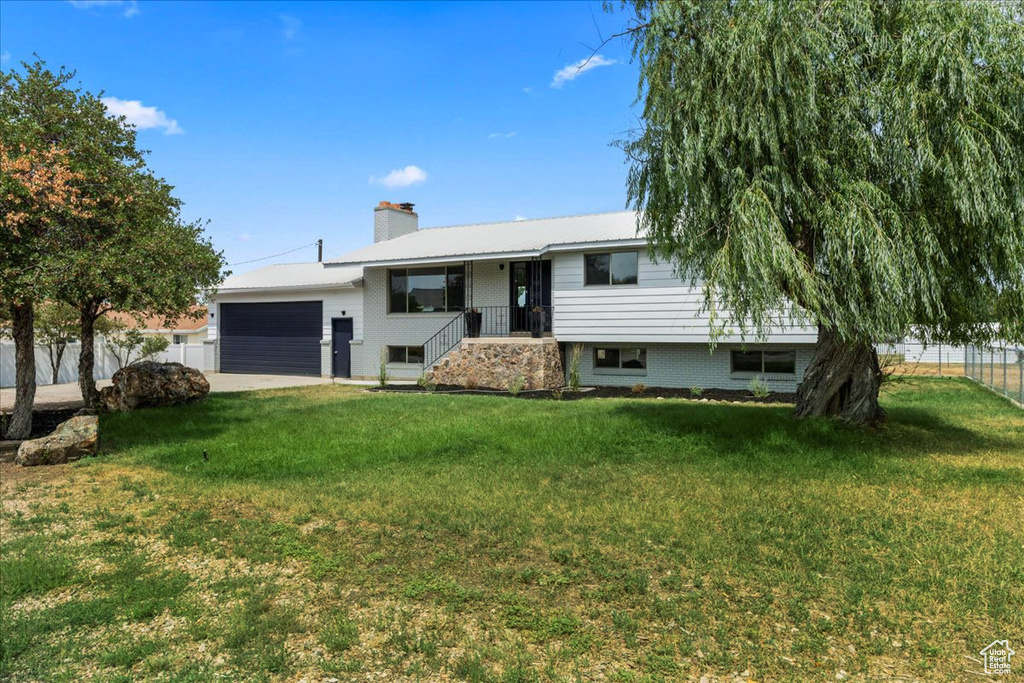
2, 378, 1022, 682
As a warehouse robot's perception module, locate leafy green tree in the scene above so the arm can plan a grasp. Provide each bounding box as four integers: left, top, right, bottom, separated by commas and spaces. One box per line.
2, 59, 225, 410
619, 0, 1024, 424
107, 328, 170, 369
54, 167, 224, 407
0, 139, 90, 437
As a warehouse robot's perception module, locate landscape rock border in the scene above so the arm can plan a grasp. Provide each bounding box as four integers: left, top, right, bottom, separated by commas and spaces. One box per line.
370, 384, 797, 404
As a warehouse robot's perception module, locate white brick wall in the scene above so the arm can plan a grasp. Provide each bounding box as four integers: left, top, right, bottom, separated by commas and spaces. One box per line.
353, 261, 509, 379
567, 342, 815, 392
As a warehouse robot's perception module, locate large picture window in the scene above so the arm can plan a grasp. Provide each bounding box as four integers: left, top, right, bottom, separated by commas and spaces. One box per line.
584, 251, 638, 286
389, 266, 465, 313
594, 347, 647, 370
730, 349, 796, 375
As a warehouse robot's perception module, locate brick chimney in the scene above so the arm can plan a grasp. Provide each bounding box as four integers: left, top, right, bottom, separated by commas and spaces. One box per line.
374, 201, 418, 242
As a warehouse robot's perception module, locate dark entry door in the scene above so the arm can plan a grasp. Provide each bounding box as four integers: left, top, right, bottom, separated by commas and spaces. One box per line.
331, 318, 353, 378
509, 260, 552, 333
220, 301, 322, 376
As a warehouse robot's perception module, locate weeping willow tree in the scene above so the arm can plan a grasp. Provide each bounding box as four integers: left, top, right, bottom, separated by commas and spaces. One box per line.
620, 0, 1024, 424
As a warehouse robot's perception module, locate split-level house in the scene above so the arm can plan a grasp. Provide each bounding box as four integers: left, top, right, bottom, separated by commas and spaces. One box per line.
208, 202, 817, 390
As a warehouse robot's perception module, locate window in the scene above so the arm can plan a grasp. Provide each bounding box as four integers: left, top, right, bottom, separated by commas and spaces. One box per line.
387, 346, 425, 364
731, 349, 796, 374
584, 251, 638, 286
389, 266, 465, 313
595, 347, 647, 370
172, 334, 187, 345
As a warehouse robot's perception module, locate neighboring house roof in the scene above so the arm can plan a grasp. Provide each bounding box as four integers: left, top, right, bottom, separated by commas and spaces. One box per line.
217, 262, 363, 293
326, 210, 642, 267
106, 305, 208, 333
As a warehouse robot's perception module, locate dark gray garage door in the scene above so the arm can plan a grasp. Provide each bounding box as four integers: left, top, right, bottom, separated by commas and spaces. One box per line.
220, 301, 322, 376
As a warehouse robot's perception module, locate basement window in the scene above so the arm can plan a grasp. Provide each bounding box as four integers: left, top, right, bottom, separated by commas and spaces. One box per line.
594, 347, 647, 370
730, 349, 796, 375
387, 346, 425, 364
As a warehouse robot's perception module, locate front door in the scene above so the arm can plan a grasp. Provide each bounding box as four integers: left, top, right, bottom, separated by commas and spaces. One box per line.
509, 260, 552, 333
331, 318, 353, 377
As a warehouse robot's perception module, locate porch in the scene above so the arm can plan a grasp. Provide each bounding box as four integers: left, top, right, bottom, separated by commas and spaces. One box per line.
422, 303, 555, 369
383, 256, 556, 369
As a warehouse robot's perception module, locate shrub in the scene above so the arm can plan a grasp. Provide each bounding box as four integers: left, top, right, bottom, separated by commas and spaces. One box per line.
568, 343, 583, 392
508, 373, 527, 396
631, 382, 646, 394
416, 373, 429, 387
690, 385, 703, 396
749, 376, 771, 398
378, 351, 389, 387
551, 388, 564, 401
107, 330, 170, 369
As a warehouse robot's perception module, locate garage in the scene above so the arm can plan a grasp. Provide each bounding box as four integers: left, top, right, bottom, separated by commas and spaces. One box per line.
219, 301, 322, 376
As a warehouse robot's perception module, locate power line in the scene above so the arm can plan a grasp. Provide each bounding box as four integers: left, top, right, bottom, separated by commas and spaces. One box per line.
227, 241, 318, 267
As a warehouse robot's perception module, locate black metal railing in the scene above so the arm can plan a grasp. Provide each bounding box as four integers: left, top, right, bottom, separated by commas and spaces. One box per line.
422, 305, 554, 368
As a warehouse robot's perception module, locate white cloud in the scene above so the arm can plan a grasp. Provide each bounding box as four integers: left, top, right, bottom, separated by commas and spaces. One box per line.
370, 165, 428, 188
280, 14, 302, 41
515, 215, 528, 222
488, 132, 516, 139
238, 233, 253, 243
101, 97, 183, 135
1, 52, 10, 66
550, 55, 616, 88
68, 0, 138, 18
522, 86, 534, 95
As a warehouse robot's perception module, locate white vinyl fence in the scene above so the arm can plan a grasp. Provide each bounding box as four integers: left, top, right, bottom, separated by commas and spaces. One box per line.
151, 343, 205, 368
0, 339, 205, 389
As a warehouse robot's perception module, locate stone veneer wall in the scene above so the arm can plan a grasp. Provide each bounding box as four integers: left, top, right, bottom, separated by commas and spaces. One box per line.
428, 338, 563, 390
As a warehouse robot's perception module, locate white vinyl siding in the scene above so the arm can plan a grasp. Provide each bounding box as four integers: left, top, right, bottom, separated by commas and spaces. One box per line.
552, 251, 816, 344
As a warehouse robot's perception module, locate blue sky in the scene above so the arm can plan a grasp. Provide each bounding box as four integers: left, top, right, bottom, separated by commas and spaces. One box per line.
0, 0, 640, 268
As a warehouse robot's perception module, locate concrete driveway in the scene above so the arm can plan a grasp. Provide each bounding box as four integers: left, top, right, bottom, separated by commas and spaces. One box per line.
1, 373, 340, 411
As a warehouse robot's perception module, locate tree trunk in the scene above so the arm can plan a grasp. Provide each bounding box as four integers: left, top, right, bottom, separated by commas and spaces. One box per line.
78, 306, 100, 409
795, 326, 886, 426
5, 303, 36, 440
51, 343, 66, 385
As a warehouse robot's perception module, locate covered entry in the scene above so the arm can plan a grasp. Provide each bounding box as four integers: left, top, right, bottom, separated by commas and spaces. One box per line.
219, 301, 323, 376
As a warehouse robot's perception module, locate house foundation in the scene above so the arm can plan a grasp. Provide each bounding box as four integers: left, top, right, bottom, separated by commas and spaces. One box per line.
427, 337, 563, 390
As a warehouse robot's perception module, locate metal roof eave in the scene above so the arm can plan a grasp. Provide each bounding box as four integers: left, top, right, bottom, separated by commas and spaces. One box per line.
214, 281, 361, 296
325, 238, 648, 269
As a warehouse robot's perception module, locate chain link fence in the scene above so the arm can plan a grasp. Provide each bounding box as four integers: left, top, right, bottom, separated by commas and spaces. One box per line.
965, 344, 1024, 407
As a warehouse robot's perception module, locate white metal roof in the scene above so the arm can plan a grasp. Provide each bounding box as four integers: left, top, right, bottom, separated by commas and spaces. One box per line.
326, 210, 642, 266
218, 262, 362, 293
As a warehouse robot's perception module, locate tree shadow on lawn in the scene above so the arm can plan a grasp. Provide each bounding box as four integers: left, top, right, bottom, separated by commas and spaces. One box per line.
608, 398, 1022, 483
96, 385, 1021, 487
97, 391, 328, 456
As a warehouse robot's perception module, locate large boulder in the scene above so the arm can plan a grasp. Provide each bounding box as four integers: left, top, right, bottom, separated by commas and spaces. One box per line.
99, 361, 210, 412
16, 415, 99, 466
